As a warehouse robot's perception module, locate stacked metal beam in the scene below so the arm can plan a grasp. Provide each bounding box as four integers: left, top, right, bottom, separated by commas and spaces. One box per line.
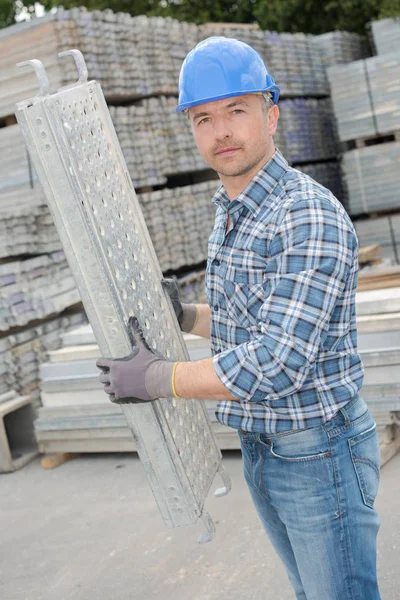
176, 270, 207, 304
371, 18, 400, 57
0, 201, 62, 258
0, 124, 61, 256
313, 31, 368, 67
2, 11, 369, 119
327, 59, 375, 141
277, 98, 337, 163
109, 98, 207, 188
0, 310, 86, 401
0, 252, 80, 331
0, 181, 216, 274
198, 23, 265, 60
342, 141, 400, 216
264, 31, 328, 97
0, 124, 37, 193
55, 9, 199, 99
110, 96, 338, 190
367, 54, 400, 135
138, 181, 218, 272
327, 42, 400, 219
0, 15, 68, 119
327, 53, 400, 142
34, 286, 400, 453
0, 9, 199, 116
297, 162, 346, 207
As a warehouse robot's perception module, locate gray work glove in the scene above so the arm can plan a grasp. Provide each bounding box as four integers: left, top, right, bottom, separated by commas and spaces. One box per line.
96, 317, 176, 404
162, 278, 197, 333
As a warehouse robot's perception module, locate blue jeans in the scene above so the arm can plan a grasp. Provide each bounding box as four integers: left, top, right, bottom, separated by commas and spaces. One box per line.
239, 395, 381, 600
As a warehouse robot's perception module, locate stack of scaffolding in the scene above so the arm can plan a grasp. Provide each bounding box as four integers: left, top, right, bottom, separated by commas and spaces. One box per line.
0, 252, 80, 331
0, 10, 371, 458
327, 17, 400, 227
0, 9, 199, 115
0, 124, 38, 194
263, 31, 328, 97
0, 312, 86, 402
370, 17, 400, 56
198, 23, 265, 60
276, 98, 337, 163
109, 99, 207, 188
313, 31, 368, 67
110, 97, 339, 191
0, 201, 62, 258
138, 181, 218, 272
34, 286, 400, 461
35, 323, 238, 452
327, 53, 400, 142
297, 162, 344, 203
341, 142, 400, 215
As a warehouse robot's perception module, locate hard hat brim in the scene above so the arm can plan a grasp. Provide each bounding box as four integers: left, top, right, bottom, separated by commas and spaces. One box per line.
175, 87, 280, 113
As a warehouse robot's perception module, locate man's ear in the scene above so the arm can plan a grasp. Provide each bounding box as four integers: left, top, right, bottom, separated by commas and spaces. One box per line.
268, 105, 279, 136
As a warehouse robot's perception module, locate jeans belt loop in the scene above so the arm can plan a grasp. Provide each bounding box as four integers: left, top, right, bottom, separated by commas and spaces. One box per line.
340, 406, 350, 425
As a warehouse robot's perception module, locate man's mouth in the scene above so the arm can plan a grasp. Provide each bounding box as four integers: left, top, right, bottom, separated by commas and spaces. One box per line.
215, 147, 240, 156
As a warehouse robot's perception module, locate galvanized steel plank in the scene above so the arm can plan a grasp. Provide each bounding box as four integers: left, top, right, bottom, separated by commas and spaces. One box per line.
15, 50, 230, 542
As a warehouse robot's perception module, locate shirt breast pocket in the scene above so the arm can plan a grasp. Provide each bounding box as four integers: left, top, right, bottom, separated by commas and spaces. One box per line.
222, 268, 267, 328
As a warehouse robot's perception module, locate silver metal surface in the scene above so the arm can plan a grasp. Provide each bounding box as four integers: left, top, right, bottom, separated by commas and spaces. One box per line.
15, 51, 230, 541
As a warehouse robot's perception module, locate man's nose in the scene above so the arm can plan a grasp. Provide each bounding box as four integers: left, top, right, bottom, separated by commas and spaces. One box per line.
213, 117, 232, 141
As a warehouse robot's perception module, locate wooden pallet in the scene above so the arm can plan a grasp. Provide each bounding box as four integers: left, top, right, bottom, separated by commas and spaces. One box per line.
40, 452, 76, 469
358, 244, 382, 265
357, 266, 400, 291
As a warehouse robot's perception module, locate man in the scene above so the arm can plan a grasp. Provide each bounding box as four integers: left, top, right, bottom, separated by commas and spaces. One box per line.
97, 37, 381, 599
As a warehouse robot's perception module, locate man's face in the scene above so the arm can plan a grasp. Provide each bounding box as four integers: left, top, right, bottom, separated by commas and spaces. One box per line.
188, 94, 279, 179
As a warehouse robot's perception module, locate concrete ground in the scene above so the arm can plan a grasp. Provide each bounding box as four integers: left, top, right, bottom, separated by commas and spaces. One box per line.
0, 451, 399, 600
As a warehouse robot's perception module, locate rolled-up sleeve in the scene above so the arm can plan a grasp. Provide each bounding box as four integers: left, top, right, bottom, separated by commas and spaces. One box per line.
213, 197, 356, 402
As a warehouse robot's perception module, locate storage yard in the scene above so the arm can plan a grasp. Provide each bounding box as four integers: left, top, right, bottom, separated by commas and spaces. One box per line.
0, 8, 400, 599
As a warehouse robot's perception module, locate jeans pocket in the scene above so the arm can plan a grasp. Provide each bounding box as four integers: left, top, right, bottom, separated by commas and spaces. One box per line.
258, 430, 331, 462
269, 443, 331, 462
348, 423, 380, 508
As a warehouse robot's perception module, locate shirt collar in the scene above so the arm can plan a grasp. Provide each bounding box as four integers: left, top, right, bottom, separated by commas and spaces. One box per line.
212, 149, 289, 215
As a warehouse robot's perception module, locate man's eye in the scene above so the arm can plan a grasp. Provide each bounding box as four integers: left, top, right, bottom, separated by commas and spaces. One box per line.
232, 109, 244, 115
198, 118, 210, 125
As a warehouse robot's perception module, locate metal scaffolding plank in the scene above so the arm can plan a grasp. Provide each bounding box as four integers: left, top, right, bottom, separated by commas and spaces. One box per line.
15, 50, 230, 543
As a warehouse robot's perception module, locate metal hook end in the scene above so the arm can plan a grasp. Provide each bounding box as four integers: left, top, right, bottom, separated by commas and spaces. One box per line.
16, 59, 50, 96
58, 49, 88, 84
197, 512, 216, 544
214, 464, 232, 498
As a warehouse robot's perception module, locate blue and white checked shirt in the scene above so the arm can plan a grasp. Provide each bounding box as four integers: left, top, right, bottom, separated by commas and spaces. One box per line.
206, 150, 364, 433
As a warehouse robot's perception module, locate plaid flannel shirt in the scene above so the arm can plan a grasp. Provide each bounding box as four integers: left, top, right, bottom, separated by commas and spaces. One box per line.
206, 150, 364, 433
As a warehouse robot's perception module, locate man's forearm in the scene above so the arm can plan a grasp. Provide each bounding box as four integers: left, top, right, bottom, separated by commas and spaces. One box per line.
190, 303, 211, 338
174, 357, 238, 400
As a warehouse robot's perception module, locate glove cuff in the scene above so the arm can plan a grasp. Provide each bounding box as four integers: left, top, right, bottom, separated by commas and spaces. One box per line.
181, 303, 198, 333
145, 360, 175, 399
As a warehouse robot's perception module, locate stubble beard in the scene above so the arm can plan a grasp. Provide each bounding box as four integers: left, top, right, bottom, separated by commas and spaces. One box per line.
209, 143, 270, 178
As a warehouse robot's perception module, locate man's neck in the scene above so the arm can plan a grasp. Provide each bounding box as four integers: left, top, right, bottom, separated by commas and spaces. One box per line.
219, 146, 276, 201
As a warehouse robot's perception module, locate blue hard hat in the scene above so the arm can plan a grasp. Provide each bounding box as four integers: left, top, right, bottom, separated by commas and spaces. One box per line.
176, 36, 280, 113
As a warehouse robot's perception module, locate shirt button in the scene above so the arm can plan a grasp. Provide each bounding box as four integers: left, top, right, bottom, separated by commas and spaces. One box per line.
214, 304, 219, 311
214, 259, 220, 266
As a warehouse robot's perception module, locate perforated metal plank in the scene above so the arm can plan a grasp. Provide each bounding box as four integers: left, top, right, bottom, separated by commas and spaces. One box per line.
15, 50, 230, 542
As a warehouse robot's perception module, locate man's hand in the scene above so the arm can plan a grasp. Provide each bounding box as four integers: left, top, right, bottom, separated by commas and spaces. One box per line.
96, 317, 176, 404
162, 278, 197, 333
